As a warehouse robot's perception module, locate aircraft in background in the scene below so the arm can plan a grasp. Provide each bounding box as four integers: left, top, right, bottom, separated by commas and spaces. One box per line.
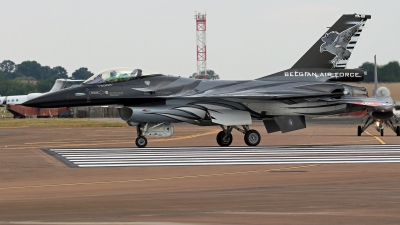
0, 96, 5, 106
25, 14, 382, 148
0, 79, 83, 107
353, 56, 400, 136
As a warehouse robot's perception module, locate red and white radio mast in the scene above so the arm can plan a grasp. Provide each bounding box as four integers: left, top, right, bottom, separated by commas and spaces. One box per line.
195, 12, 207, 79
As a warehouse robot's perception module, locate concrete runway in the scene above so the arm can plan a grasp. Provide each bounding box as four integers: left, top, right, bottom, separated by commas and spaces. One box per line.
1, 119, 400, 224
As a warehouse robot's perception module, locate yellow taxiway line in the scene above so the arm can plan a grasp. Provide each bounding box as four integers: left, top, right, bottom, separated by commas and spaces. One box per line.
2, 130, 220, 150
0, 164, 319, 190
365, 131, 386, 145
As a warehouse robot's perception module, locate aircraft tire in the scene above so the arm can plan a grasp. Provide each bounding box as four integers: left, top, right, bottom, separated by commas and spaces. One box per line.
135, 136, 147, 148
397, 126, 400, 136
357, 126, 362, 136
244, 130, 261, 146
381, 129, 384, 136
216, 131, 233, 147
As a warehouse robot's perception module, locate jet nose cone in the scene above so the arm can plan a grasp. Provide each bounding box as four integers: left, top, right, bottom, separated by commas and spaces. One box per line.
23, 91, 68, 108
371, 105, 394, 120
22, 97, 44, 108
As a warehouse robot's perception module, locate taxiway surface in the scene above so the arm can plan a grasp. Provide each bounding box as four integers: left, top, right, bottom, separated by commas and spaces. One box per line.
1, 118, 400, 224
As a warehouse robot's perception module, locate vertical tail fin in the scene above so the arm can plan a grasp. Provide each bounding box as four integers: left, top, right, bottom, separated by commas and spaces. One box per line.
0, 96, 6, 106
49, 79, 85, 92
373, 55, 379, 97
50, 79, 68, 92
292, 14, 371, 69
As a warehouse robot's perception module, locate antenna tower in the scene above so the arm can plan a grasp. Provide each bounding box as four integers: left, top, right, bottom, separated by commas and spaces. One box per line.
195, 12, 207, 79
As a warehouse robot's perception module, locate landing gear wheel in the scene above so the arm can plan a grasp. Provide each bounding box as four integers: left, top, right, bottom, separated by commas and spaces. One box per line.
244, 130, 261, 146
357, 126, 362, 136
380, 129, 384, 136
216, 131, 233, 147
135, 136, 147, 148
397, 126, 400, 136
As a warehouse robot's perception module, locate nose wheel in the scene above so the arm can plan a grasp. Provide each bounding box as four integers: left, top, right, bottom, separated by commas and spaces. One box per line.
135, 123, 148, 148
135, 136, 147, 148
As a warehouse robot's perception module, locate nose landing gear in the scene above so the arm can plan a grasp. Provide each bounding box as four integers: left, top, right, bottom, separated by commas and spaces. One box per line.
135, 136, 147, 148
136, 123, 147, 148
134, 122, 175, 148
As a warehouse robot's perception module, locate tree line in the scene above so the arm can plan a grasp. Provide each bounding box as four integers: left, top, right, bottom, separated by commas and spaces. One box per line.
359, 61, 400, 82
190, 61, 400, 82
0, 60, 94, 96
190, 70, 220, 80
1, 59, 400, 96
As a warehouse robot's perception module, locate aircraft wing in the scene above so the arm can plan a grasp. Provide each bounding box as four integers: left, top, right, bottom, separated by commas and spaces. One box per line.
320, 97, 400, 109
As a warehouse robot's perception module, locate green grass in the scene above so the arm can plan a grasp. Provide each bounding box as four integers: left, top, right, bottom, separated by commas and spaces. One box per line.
0, 118, 128, 127
0, 109, 13, 118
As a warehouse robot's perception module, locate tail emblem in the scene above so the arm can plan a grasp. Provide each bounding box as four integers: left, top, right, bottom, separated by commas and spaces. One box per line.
320, 21, 365, 68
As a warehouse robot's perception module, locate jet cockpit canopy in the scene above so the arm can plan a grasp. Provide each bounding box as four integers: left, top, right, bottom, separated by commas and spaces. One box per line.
84, 67, 157, 84
376, 87, 391, 98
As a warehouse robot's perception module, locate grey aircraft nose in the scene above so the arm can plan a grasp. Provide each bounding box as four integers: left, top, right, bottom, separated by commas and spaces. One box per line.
374, 105, 394, 113
371, 105, 394, 120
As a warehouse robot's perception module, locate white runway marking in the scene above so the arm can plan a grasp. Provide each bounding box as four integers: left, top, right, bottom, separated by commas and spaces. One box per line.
45, 145, 400, 168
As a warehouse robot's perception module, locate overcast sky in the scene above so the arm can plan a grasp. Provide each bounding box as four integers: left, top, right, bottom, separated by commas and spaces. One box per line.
1, 0, 399, 80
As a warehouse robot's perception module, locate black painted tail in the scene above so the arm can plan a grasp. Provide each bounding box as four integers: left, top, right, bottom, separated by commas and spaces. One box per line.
292, 14, 371, 69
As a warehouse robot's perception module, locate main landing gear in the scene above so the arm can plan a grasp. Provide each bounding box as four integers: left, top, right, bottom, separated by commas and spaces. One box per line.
216, 125, 261, 147
357, 125, 362, 136
357, 116, 400, 136
357, 116, 374, 136
216, 131, 233, 147
384, 119, 400, 136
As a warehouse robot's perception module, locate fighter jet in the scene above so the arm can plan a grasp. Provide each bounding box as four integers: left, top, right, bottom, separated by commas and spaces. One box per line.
350, 56, 400, 137
25, 14, 382, 148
